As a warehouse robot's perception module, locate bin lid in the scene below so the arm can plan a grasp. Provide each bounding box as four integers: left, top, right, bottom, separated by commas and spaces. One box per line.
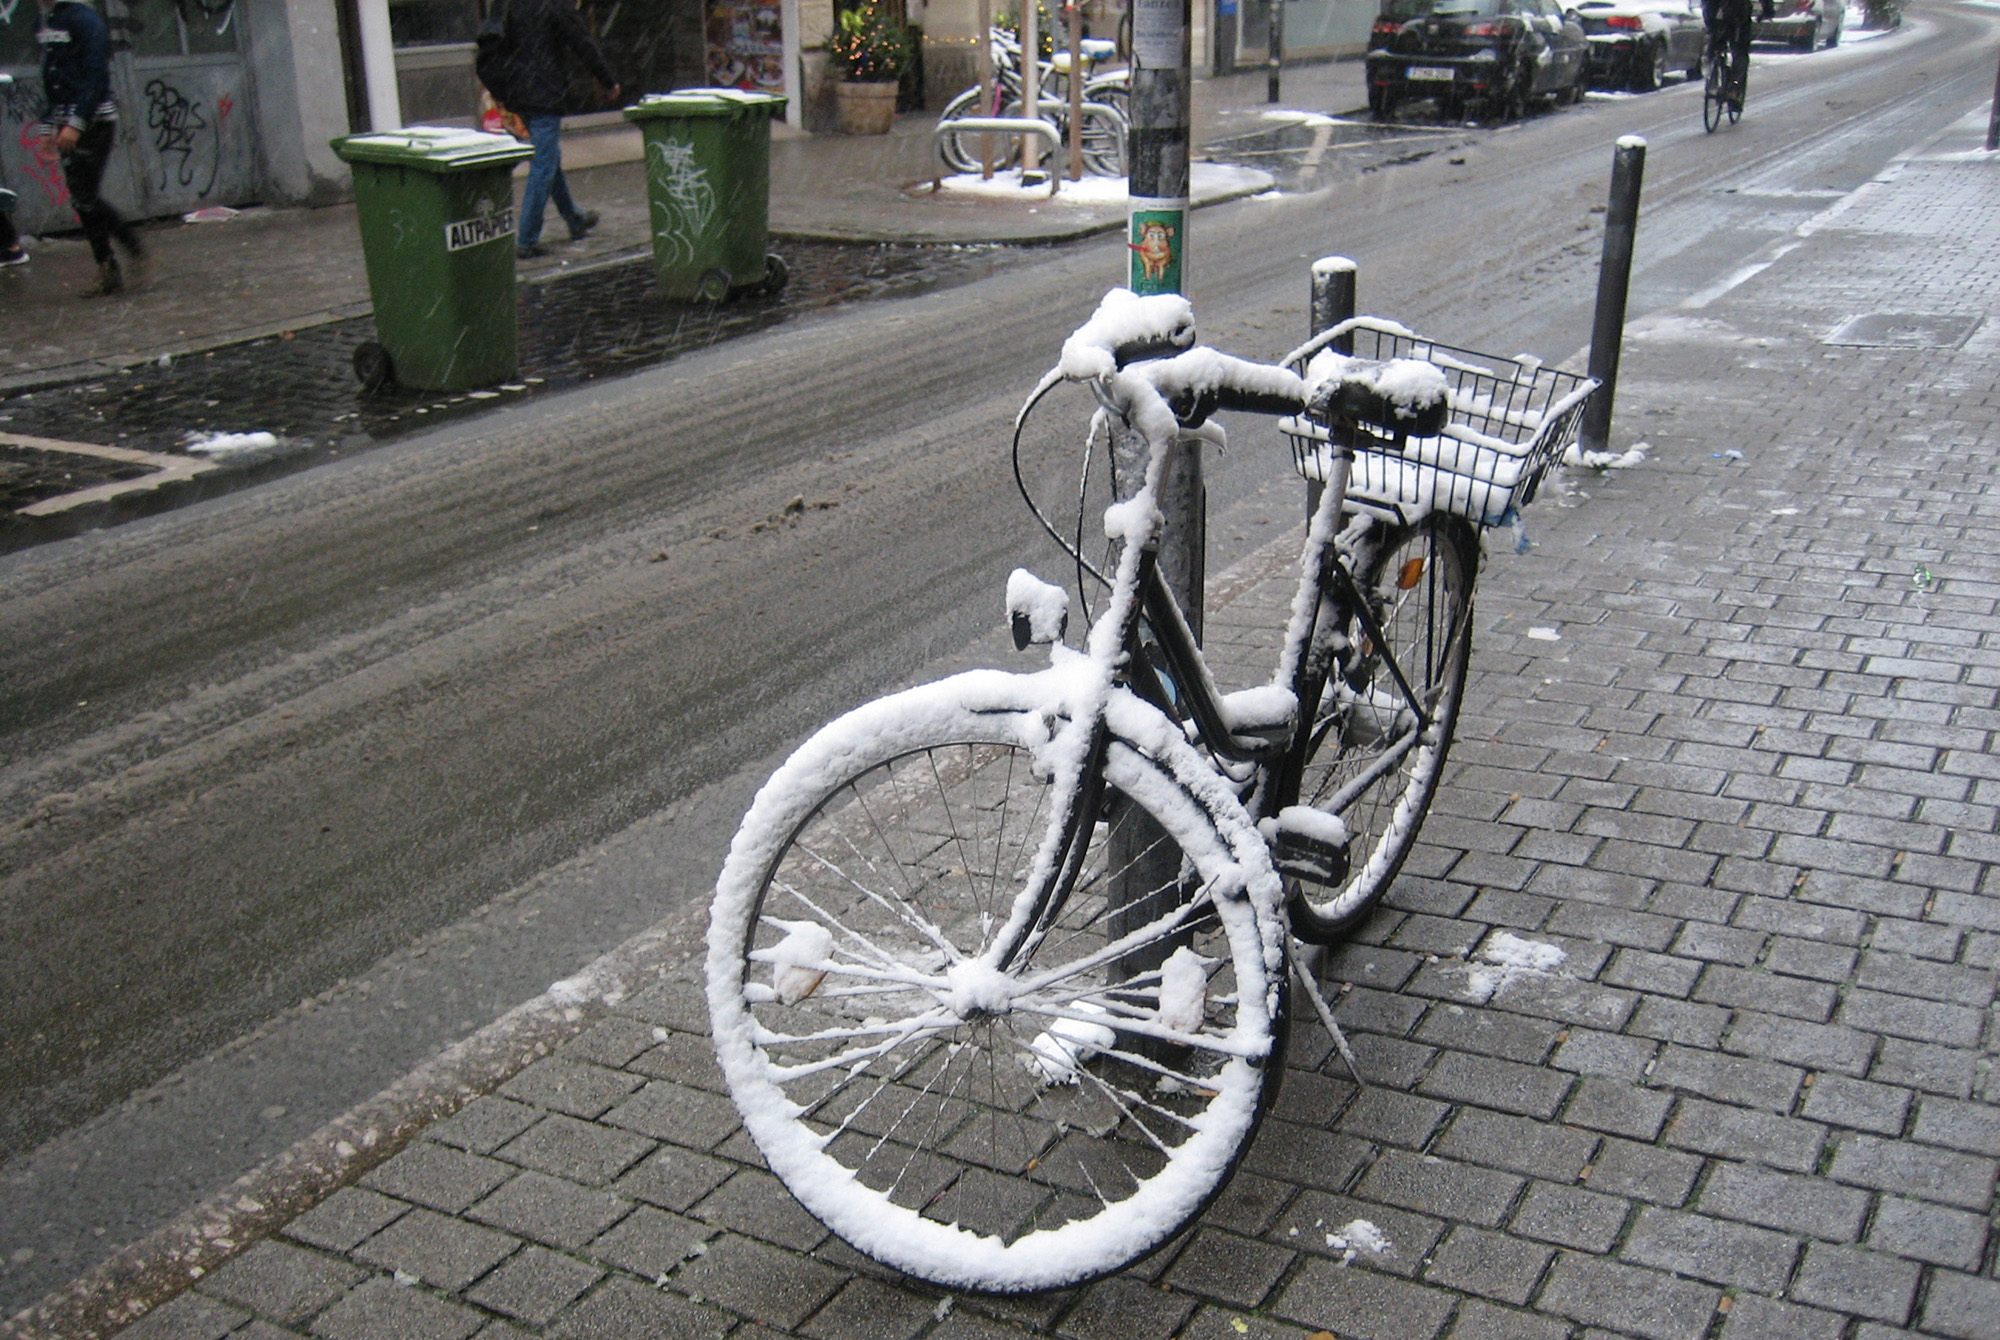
332, 125, 534, 171
624, 88, 788, 121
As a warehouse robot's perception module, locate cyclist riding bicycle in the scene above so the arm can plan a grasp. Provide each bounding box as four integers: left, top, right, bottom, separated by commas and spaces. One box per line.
1702, 0, 1769, 105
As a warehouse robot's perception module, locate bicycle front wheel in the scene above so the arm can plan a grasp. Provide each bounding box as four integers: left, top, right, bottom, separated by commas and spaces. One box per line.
1288, 514, 1479, 942
708, 675, 1283, 1292
1702, 57, 1725, 132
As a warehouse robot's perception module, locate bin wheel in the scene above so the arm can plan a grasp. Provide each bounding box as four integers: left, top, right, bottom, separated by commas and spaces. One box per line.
761, 253, 789, 295
696, 268, 732, 303
354, 341, 395, 392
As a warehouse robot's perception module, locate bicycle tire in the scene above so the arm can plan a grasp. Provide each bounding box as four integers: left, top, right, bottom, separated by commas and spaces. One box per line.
937, 86, 1013, 174
708, 675, 1285, 1292
1702, 55, 1726, 132
1286, 514, 1479, 942
1078, 105, 1126, 176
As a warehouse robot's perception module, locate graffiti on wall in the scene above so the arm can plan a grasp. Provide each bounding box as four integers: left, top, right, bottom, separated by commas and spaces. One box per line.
14, 119, 68, 208
145, 77, 227, 195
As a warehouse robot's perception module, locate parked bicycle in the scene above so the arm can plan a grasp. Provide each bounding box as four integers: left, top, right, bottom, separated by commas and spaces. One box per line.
936, 27, 1129, 176
706, 285, 1597, 1292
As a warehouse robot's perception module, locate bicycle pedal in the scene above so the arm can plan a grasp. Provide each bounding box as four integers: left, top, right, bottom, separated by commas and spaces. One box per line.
1262, 806, 1351, 887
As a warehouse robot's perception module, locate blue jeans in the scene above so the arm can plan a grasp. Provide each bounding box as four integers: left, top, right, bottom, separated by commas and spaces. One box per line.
517, 113, 581, 248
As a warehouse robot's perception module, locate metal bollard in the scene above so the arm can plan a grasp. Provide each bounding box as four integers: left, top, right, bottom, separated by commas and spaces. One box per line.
1987, 46, 1999, 152
1306, 255, 1357, 519
1267, 0, 1285, 103
1127, 0, 1193, 295
1580, 136, 1646, 455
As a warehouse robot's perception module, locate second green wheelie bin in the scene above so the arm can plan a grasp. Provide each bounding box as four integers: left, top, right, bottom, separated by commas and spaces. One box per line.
331, 126, 535, 392
623, 90, 788, 302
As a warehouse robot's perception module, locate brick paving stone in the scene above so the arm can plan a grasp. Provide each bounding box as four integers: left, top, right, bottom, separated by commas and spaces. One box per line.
1056, 1274, 1198, 1340
1271, 1190, 1444, 1275
1436, 1108, 1596, 1183
463, 1246, 603, 1326
1598, 951, 1702, 999
494, 1114, 654, 1187
1327, 942, 1428, 992
1340, 984, 1432, 1038
425, 1098, 545, 1156
690, 1170, 836, 1252
1626, 999, 1729, 1049
1204, 1170, 1294, 1237
1827, 1132, 1997, 1210
1482, 974, 1635, 1033
198, 1240, 368, 1326
587, 1202, 711, 1278
1271, 1067, 1359, 1128
285, 1187, 412, 1253
1416, 1004, 1565, 1065
1274, 1258, 1457, 1340
1162, 1228, 1294, 1307
1762, 936, 1858, 980
1786, 1242, 1920, 1325
1730, 898, 1865, 945
1912, 1094, 2000, 1155
1550, 1029, 1655, 1083
1697, 1160, 1868, 1242
1424, 1226, 1553, 1305
675, 1234, 844, 1331
1715, 1295, 1845, 1340
1583, 1140, 1700, 1207
1337, 1086, 1452, 1147
1669, 923, 1764, 968
1419, 1050, 1573, 1120
1856, 950, 1996, 1007
1798, 1074, 1912, 1136
1394, 914, 1489, 957
1722, 1010, 1876, 1076
1350, 1033, 1440, 1088
1650, 1047, 1804, 1114
120, 1291, 252, 1340
1563, 1078, 1671, 1141
1357, 1149, 1525, 1227
468, 1172, 632, 1250
1866, 1193, 1989, 1269
1837, 987, 1985, 1048
1870, 1036, 1979, 1098
1536, 1254, 1719, 1340
799, 1278, 937, 1340
625, 1030, 730, 1092
1694, 965, 1836, 1022
361, 1144, 517, 1215
497, 1059, 645, 1120
600, 1081, 743, 1151
1242, 1121, 1372, 1191
1663, 1098, 1825, 1173
1618, 1206, 1798, 1293
1448, 1299, 1571, 1340
308, 1276, 484, 1340
558, 1016, 661, 1070
610, 1145, 735, 1213
1464, 890, 1558, 930
353, 1207, 519, 1292
551, 1276, 732, 1340
1920, 1271, 2000, 1340
1509, 1182, 1628, 1253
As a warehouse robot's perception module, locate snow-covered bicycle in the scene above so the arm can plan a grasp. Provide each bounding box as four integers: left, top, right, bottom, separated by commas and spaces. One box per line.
707, 287, 1597, 1292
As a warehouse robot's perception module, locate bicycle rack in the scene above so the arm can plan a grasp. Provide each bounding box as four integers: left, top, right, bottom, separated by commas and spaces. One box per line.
930, 117, 1066, 196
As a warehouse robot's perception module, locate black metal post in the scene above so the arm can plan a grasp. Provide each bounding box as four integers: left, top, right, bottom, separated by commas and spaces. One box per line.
1266, 0, 1284, 102
1987, 45, 2000, 152
1306, 255, 1356, 519
1580, 136, 1646, 455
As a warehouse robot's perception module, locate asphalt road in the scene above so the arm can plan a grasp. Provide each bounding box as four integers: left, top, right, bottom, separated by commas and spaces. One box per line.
2, 3, 1994, 1312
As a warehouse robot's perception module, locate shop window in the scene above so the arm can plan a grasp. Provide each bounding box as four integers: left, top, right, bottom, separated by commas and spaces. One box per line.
390, 0, 480, 45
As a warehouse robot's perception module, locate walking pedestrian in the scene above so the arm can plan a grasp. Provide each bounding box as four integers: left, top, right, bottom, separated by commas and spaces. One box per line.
37, 0, 145, 296
476, 0, 621, 260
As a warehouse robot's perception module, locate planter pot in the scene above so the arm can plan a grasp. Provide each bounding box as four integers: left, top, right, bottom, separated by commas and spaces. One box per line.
835, 80, 899, 135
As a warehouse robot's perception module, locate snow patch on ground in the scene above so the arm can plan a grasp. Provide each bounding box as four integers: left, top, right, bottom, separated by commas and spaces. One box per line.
932, 162, 1273, 204
1463, 931, 1567, 1002
184, 431, 278, 456
1325, 1218, 1394, 1265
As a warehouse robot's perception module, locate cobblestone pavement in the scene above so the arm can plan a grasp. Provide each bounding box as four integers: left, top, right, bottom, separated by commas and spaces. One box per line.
9, 107, 1999, 1340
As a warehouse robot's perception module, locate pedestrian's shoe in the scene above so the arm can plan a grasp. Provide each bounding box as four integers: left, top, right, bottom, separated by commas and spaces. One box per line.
79, 258, 124, 298
567, 210, 599, 242
0, 247, 27, 269
517, 242, 548, 260
122, 242, 149, 286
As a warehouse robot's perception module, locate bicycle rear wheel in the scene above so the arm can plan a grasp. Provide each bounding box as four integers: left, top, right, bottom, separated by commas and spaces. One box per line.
708, 678, 1283, 1292
1287, 514, 1479, 942
937, 86, 1015, 174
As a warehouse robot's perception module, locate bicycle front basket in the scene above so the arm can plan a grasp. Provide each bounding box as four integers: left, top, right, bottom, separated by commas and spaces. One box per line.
1282, 321, 1599, 529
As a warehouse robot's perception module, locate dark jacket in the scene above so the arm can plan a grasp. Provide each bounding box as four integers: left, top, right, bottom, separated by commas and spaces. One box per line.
38, 0, 117, 131
481, 0, 617, 118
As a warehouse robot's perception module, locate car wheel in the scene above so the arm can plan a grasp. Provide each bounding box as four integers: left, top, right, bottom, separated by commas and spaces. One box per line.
1369, 82, 1399, 120
1630, 41, 1661, 91
1825, 17, 1841, 44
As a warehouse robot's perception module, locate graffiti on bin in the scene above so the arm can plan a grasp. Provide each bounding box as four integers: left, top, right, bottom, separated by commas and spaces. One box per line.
647, 137, 715, 266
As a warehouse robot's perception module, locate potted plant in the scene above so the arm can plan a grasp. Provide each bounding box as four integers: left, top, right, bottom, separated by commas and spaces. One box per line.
829, 1, 912, 134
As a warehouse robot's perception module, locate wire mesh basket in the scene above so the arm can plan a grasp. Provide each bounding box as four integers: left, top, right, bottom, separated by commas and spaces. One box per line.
1282, 320, 1599, 528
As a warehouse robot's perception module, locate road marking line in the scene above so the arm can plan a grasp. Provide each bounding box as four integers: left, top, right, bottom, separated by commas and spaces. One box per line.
2, 431, 220, 516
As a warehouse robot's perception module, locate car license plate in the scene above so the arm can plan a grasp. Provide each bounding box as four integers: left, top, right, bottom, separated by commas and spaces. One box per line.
1407, 66, 1455, 81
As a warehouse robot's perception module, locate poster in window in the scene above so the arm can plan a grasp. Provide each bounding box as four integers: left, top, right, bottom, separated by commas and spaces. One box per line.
705, 0, 785, 92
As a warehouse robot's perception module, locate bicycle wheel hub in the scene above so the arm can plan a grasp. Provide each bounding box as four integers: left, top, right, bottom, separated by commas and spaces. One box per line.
945, 958, 1015, 1018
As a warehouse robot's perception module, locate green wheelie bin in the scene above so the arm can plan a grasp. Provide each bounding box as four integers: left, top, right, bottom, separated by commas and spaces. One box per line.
623, 90, 788, 302
331, 127, 535, 392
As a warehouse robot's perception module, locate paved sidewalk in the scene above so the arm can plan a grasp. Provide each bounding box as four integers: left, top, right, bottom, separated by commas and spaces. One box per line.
8, 105, 1995, 1340
0, 61, 1369, 392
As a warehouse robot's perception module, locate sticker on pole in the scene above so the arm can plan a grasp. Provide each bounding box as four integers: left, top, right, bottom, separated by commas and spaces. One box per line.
1131, 0, 1186, 67
1128, 204, 1186, 296
445, 207, 517, 251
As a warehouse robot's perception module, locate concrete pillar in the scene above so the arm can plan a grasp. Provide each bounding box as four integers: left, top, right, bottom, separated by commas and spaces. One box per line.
241, 0, 354, 203
356, 0, 403, 131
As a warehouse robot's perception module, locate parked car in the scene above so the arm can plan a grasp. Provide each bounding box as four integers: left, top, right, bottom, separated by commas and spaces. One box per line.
1757, 0, 1845, 47
1574, 0, 1706, 89
1365, 0, 1590, 122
